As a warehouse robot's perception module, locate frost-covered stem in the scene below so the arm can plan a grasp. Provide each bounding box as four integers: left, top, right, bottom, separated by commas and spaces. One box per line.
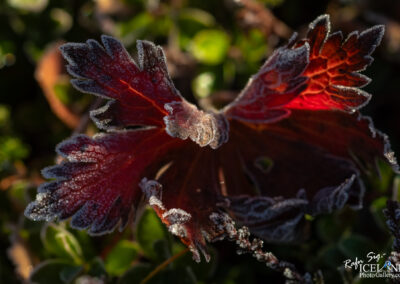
210, 212, 312, 283
234, 227, 310, 283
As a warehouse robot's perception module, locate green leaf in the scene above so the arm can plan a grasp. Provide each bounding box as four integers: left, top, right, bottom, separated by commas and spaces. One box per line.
116, 13, 172, 43
0, 136, 29, 163
0, 43, 15, 69
236, 29, 267, 63
394, 175, 400, 202
370, 196, 389, 231
153, 239, 172, 261
41, 223, 83, 264
190, 30, 229, 65
136, 207, 168, 261
30, 259, 82, 284
179, 8, 215, 27
178, 8, 216, 46
120, 263, 197, 284
7, 0, 48, 12
0, 104, 10, 128
72, 229, 96, 261
367, 159, 394, 193
258, 0, 285, 7
316, 215, 343, 243
118, 263, 153, 284
105, 240, 139, 276
60, 265, 84, 283
223, 60, 235, 84
54, 82, 71, 105
192, 72, 215, 98
338, 235, 375, 259
116, 12, 153, 39
7, 180, 28, 204
174, 243, 217, 281
316, 245, 346, 269
87, 257, 107, 278
160, 266, 197, 284
50, 8, 72, 34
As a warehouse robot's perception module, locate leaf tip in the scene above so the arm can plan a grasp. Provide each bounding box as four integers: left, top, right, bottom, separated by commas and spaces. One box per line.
309, 14, 331, 30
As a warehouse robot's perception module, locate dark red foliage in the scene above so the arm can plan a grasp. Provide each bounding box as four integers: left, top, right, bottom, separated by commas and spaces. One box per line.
224, 15, 385, 122
286, 15, 383, 111
27, 129, 183, 234
26, 15, 398, 262
62, 37, 182, 128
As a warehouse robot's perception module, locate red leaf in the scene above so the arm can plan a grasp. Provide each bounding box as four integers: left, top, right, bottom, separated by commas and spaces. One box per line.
60, 36, 182, 129
224, 15, 384, 123
26, 15, 398, 263
140, 143, 225, 262
286, 15, 384, 111
217, 120, 365, 242
265, 109, 398, 173
217, 109, 398, 242
223, 43, 309, 123
25, 129, 184, 235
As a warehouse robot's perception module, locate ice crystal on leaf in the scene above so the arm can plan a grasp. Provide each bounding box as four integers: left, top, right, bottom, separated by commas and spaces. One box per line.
26, 15, 398, 264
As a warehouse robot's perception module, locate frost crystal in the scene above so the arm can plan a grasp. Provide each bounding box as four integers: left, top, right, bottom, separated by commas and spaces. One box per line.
139, 177, 165, 210
208, 212, 310, 282
162, 208, 191, 224
164, 101, 229, 149
140, 178, 192, 247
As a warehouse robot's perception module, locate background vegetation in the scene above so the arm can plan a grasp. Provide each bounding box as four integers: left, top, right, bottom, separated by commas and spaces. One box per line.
1, 0, 400, 283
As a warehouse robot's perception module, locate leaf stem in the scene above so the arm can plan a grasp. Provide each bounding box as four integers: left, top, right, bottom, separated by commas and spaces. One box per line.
140, 248, 189, 284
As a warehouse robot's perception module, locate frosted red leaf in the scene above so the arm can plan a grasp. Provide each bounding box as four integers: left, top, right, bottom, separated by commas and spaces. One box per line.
26, 15, 398, 262
224, 14, 385, 123
223, 41, 309, 123
25, 129, 184, 234
61, 37, 181, 128
286, 15, 384, 111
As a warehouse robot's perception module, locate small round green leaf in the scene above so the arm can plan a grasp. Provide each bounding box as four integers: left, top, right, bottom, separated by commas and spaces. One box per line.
191, 30, 229, 65
136, 207, 168, 261
105, 240, 139, 276
338, 235, 375, 259
87, 257, 107, 278
192, 72, 215, 98
30, 259, 82, 284
118, 263, 153, 284
41, 223, 83, 264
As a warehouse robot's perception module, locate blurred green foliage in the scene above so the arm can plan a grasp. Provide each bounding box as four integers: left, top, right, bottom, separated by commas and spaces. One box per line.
1, 0, 400, 283
190, 29, 230, 65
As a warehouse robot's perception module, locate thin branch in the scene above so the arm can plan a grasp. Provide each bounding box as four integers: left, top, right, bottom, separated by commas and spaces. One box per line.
210, 212, 314, 284
140, 248, 189, 284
